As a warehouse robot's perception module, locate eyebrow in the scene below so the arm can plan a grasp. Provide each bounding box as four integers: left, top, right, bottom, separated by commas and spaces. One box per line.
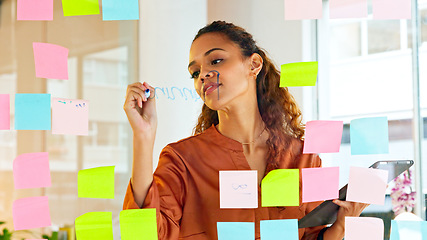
188, 48, 226, 70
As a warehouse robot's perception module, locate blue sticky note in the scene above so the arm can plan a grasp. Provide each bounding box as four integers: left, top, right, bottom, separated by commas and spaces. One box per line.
350, 117, 389, 155
102, 0, 139, 21
390, 220, 427, 240
260, 219, 298, 240
15, 94, 51, 130
217, 222, 254, 240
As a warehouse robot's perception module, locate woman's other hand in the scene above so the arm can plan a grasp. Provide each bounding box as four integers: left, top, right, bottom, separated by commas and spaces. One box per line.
123, 82, 157, 138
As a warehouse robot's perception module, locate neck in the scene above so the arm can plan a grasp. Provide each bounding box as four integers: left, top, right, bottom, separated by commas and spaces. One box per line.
216, 102, 265, 145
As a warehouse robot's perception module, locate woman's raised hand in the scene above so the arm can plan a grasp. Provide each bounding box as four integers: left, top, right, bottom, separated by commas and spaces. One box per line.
123, 82, 157, 138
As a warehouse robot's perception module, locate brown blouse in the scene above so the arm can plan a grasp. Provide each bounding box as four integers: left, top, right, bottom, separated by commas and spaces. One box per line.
123, 125, 326, 239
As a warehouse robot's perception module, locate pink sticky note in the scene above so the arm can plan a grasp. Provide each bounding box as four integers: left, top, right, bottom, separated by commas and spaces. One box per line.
219, 170, 258, 209
12, 196, 51, 230
0, 94, 10, 130
329, 0, 368, 19
13, 152, 51, 189
372, 0, 411, 19
33, 42, 69, 80
17, 0, 53, 21
345, 217, 384, 240
302, 167, 339, 203
347, 167, 388, 205
52, 98, 89, 135
284, 0, 322, 20
303, 120, 343, 154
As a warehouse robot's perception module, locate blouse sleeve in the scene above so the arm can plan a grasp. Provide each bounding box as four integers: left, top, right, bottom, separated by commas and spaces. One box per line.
123, 145, 187, 240
301, 154, 328, 240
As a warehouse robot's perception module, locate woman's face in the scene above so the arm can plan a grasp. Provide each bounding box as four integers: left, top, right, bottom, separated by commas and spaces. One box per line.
188, 33, 259, 111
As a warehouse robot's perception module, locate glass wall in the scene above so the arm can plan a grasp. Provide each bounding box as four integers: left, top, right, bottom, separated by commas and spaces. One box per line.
0, 0, 137, 238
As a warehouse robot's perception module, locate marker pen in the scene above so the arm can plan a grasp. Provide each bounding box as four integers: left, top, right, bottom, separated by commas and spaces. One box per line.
144, 89, 150, 99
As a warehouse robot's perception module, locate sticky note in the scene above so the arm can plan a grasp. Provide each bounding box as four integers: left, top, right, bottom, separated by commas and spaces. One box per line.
78, 166, 115, 199
217, 222, 255, 240
12, 196, 51, 230
329, 0, 368, 19
350, 117, 389, 155
52, 98, 89, 135
372, 0, 411, 19
0, 94, 10, 130
260, 219, 298, 240
219, 170, 258, 209
120, 209, 158, 240
284, 0, 322, 20
390, 220, 427, 240
302, 167, 339, 203
346, 167, 388, 205
33, 42, 69, 80
303, 120, 343, 153
17, 0, 53, 20
345, 217, 384, 240
102, 0, 139, 21
75, 212, 113, 240
13, 152, 51, 189
15, 94, 51, 130
261, 169, 299, 207
61, 0, 100, 16
280, 62, 318, 87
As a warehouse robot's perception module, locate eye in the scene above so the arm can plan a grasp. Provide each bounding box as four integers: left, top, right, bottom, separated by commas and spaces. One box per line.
211, 59, 223, 65
190, 71, 200, 79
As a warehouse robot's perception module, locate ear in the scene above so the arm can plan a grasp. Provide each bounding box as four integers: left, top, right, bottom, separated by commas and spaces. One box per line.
249, 53, 263, 77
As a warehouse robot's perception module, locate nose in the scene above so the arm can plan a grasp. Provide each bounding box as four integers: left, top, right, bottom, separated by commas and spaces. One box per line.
200, 70, 219, 83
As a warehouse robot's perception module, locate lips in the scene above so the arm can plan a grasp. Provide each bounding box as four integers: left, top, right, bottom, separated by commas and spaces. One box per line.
203, 82, 221, 95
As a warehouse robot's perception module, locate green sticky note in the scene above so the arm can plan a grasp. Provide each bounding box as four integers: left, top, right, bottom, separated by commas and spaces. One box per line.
280, 62, 318, 87
78, 166, 115, 199
261, 169, 299, 207
75, 212, 113, 240
120, 209, 158, 240
62, 0, 100, 16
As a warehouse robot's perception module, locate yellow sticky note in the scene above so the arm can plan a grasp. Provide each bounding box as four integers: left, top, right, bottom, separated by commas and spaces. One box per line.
280, 62, 318, 87
75, 212, 113, 240
78, 166, 115, 199
120, 209, 158, 240
62, 0, 100, 16
261, 169, 299, 207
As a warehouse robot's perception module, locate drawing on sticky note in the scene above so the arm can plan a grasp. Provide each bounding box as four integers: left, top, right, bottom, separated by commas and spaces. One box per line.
219, 170, 258, 208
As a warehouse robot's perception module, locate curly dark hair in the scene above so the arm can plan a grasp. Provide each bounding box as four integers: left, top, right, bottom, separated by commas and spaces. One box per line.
192, 21, 305, 170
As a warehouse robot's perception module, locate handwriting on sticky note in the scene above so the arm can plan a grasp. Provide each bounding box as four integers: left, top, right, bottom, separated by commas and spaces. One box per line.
284, 0, 322, 20
303, 120, 343, 153
102, 0, 139, 21
372, 0, 411, 19
78, 166, 115, 199
219, 170, 257, 208
280, 62, 318, 87
346, 167, 388, 205
120, 209, 158, 240
329, 0, 368, 19
217, 222, 255, 240
302, 167, 339, 203
75, 212, 113, 240
13, 196, 51, 230
52, 98, 89, 135
261, 169, 299, 207
33, 42, 69, 80
345, 217, 384, 240
260, 219, 299, 240
350, 117, 389, 155
62, 0, 100, 16
17, 0, 53, 20
13, 152, 51, 189
15, 94, 51, 130
0, 94, 10, 130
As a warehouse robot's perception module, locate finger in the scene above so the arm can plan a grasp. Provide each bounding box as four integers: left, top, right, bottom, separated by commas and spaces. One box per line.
127, 82, 145, 94
129, 86, 148, 102
332, 199, 352, 209
125, 90, 143, 109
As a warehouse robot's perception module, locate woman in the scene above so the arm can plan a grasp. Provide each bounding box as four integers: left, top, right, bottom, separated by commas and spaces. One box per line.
123, 21, 367, 240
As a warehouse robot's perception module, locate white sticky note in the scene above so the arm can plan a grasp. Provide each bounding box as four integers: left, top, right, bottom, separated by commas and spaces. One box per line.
219, 170, 258, 209
346, 167, 388, 205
